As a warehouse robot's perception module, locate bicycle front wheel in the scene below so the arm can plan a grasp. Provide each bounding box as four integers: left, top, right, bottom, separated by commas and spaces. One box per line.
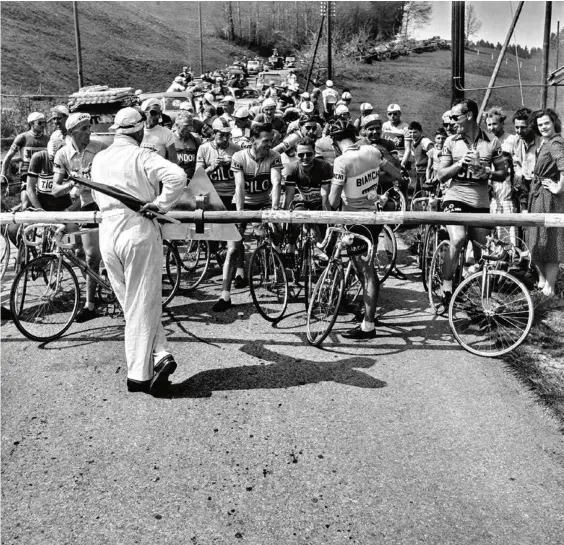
249, 243, 289, 322
163, 241, 181, 307
449, 270, 534, 357
176, 239, 211, 289
306, 260, 344, 346
374, 224, 397, 284
10, 255, 80, 342
421, 225, 439, 291
302, 239, 319, 311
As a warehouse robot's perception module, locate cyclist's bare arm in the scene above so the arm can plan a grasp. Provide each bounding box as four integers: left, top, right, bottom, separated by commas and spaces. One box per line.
320, 182, 330, 211
1, 148, 17, 178
380, 158, 402, 182
271, 168, 282, 209
25, 174, 43, 209
233, 171, 245, 211
437, 150, 474, 183
328, 182, 343, 210
52, 170, 75, 198
284, 184, 296, 210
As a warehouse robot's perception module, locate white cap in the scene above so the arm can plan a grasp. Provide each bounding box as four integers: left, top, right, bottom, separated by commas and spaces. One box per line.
27, 112, 45, 123
326, 80, 334, 87
203, 92, 215, 103
234, 107, 250, 119
212, 117, 232, 133
109, 107, 144, 134
48, 105, 69, 120
300, 92, 310, 99
335, 104, 350, 116
342, 91, 352, 100
65, 112, 91, 132
360, 102, 373, 112
387, 103, 401, 113
141, 98, 161, 112
174, 76, 184, 83
262, 98, 277, 109
361, 114, 382, 128
221, 95, 236, 104
300, 101, 314, 114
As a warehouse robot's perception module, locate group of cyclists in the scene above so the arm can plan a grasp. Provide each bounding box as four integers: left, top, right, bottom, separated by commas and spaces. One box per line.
1, 66, 553, 339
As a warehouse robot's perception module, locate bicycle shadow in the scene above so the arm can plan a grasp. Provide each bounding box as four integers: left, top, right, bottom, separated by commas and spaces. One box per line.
168, 341, 387, 399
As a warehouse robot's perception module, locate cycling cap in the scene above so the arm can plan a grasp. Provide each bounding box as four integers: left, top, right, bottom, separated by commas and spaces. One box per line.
221, 95, 235, 104
66, 112, 91, 132
48, 105, 69, 120
300, 92, 310, 99
327, 119, 356, 140
234, 107, 250, 119
442, 110, 451, 123
27, 112, 45, 123
335, 104, 350, 116
361, 114, 382, 128
110, 108, 144, 134
141, 98, 161, 112
203, 92, 215, 103
212, 117, 232, 133
326, 80, 334, 87
262, 98, 277, 109
175, 111, 194, 124
387, 103, 401, 113
342, 91, 352, 100
360, 102, 373, 112
300, 101, 314, 114
174, 76, 184, 83
269, 80, 276, 86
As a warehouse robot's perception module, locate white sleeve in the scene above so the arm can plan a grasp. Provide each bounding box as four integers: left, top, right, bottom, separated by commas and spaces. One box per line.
144, 151, 187, 212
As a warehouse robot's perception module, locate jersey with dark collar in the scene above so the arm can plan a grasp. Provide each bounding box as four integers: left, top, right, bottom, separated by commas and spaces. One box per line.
174, 132, 201, 180
10, 131, 49, 177
27, 150, 72, 210
231, 148, 283, 207
440, 129, 503, 208
284, 158, 332, 205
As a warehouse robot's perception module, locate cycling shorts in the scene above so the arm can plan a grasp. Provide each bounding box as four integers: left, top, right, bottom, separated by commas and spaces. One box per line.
443, 200, 489, 214
346, 223, 383, 257
80, 201, 100, 229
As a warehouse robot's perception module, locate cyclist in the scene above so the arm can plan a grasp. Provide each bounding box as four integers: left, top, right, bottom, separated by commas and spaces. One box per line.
140, 99, 178, 163
212, 122, 283, 312
382, 103, 410, 169
425, 127, 448, 193
283, 138, 332, 254
52, 112, 108, 323
321, 80, 339, 122
48, 105, 70, 145
437, 98, 507, 304
219, 95, 236, 126
173, 112, 202, 181
253, 98, 287, 137
403, 121, 434, 195
1, 112, 49, 209
231, 107, 253, 149
353, 103, 374, 135
328, 120, 401, 340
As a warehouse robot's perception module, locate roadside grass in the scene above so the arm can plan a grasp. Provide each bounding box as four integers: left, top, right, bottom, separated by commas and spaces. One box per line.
400, 227, 564, 427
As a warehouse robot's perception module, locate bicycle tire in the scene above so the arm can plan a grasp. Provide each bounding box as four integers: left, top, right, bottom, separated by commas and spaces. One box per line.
449, 270, 534, 357
248, 243, 289, 322
421, 224, 439, 291
163, 241, 181, 308
391, 188, 407, 232
409, 190, 429, 269
375, 224, 397, 284
10, 255, 80, 342
0, 230, 10, 280
428, 240, 450, 315
171, 239, 211, 290
306, 260, 344, 346
302, 238, 318, 311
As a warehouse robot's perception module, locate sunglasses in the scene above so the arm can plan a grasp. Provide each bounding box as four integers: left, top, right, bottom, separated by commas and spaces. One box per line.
297, 152, 314, 158
387, 112, 400, 116
148, 110, 160, 116
52, 117, 64, 121
449, 111, 468, 122
303, 125, 317, 131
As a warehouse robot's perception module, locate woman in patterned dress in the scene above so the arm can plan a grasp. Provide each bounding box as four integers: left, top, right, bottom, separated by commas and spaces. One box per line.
525, 109, 564, 297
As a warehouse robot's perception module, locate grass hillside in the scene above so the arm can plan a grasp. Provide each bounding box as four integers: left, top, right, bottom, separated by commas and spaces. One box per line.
0, 1, 255, 95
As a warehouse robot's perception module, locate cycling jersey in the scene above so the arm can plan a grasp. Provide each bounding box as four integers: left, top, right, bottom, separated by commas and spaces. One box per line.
196, 140, 241, 197
440, 129, 503, 208
332, 143, 386, 211
27, 150, 72, 211
9, 130, 49, 179
285, 158, 332, 206
174, 132, 201, 180
381, 121, 410, 159
231, 124, 253, 149
141, 125, 175, 158
231, 148, 283, 207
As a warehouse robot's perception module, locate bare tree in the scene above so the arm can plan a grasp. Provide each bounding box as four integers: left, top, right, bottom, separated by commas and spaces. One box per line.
465, 3, 482, 42
401, 1, 432, 40
226, 2, 235, 42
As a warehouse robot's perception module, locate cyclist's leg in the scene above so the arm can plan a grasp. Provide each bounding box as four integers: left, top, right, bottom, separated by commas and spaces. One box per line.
443, 224, 466, 282
351, 255, 378, 326
82, 229, 102, 309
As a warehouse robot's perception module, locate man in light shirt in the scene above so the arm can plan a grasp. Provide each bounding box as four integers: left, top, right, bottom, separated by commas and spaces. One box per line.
140, 99, 178, 163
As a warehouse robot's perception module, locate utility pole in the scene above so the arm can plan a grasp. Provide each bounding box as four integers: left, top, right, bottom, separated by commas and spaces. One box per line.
306, 14, 325, 91
198, 2, 204, 75
326, 1, 333, 81
553, 20, 560, 110
541, 1, 552, 109
73, 1, 84, 88
451, 1, 465, 102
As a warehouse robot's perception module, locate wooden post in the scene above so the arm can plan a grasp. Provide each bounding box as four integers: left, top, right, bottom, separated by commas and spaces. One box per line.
554, 20, 560, 110
477, 1, 524, 124
327, 1, 332, 81
72, 1, 84, 88
451, 1, 465, 102
541, 1, 552, 109
306, 15, 325, 91
198, 2, 204, 74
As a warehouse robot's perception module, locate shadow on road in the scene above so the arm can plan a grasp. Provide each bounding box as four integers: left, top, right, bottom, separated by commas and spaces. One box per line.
168, 342, 386, 399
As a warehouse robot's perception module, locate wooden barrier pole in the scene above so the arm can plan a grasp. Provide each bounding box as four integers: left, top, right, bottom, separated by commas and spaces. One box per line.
2, 211, 564, 228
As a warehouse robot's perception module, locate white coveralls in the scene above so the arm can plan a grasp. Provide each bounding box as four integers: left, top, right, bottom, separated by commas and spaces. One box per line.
91, 135, 187, 382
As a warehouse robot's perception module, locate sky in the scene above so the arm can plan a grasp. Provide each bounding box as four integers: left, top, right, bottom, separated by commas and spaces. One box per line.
412, 1, 564, 49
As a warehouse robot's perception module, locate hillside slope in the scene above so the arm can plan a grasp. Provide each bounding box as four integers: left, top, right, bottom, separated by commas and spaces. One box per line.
0, 1, 254, 95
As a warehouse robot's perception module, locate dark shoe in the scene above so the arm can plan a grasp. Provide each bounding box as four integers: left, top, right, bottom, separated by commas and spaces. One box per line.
341, 325, 376, 340
1, 306, 14, 321
212, 298, 233, 312
233, 275, 248, 289
392, 268, 407, 280
75, 307, 98, 323
443, 291, 452, 308
127, 378, 151, 393
149, 355, 177, 397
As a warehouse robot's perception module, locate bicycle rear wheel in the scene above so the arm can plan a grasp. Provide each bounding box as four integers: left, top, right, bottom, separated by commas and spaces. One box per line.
374, 224, 397, 284
249, 243, 288, 322
173, 239, 211, 290
10, 255, 80, 342
163, 241, 181, 308
307, 260, 344, 346
449, 270, 534, 357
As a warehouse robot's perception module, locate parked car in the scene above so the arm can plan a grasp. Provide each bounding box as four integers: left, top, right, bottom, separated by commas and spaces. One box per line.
226, 87, 261, 110
247, 60, 262, 75
265, 56, 284, 70
284, 56, 296, 68
256, 72, 285, 92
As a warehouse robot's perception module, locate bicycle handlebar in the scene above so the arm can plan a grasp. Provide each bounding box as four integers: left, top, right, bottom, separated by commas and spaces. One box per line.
22, 223, 73, 249
316, 226, 374, 263
473, 238, 509, 262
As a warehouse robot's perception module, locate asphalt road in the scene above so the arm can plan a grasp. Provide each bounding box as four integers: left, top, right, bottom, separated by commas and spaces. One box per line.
2, 237, 564, 545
